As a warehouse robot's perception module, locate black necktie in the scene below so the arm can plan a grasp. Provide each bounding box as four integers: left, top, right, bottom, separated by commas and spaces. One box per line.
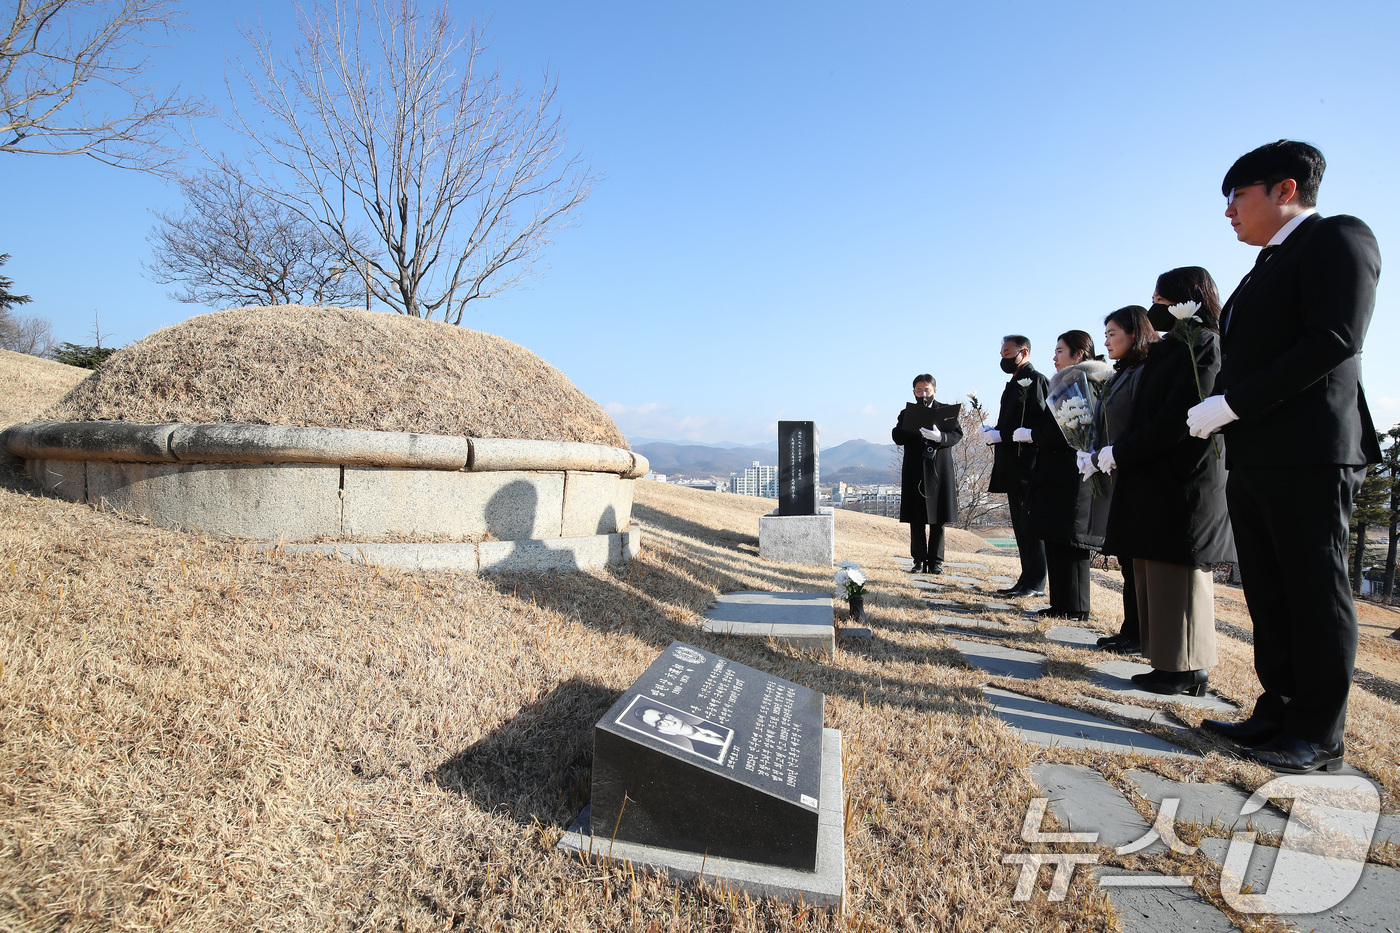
1224, 246, 1277, 333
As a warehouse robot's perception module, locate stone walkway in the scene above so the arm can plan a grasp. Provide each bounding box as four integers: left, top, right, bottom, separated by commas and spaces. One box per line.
892, 557, 1400, 933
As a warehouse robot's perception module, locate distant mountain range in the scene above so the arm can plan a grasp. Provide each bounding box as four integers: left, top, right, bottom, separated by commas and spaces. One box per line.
631, 438, 901, 487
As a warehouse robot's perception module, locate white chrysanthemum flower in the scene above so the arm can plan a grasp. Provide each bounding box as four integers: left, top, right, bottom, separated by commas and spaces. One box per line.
1017, 378, 1032, 388
1168, 300, 1201, 321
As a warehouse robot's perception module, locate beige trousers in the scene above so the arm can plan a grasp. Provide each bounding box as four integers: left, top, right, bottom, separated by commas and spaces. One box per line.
1133, 559, 1217, 672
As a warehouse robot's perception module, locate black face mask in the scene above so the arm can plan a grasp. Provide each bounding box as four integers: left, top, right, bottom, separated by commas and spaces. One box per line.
1146, 302, 1177, 333
1000, 357, 1020, 375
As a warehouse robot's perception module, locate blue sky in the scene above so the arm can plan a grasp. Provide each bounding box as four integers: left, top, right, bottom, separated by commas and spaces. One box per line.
7, 1, 1400, 446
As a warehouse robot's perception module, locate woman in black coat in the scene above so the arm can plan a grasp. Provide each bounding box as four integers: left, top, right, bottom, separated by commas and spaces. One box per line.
1098, 267, 1235, 695
1017, 330, 1112, 620
1093, 306, 1159, 653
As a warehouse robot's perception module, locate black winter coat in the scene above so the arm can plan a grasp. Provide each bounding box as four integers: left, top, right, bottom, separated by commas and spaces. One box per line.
1025, 362, 1110, 551
893, 402, 964, 525
989, 364, 1048, 495
1088, 362, 1144, 557
1104, 331, 1235, 566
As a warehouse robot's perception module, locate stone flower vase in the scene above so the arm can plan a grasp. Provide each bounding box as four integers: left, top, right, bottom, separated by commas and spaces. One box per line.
848, 594, 865, 623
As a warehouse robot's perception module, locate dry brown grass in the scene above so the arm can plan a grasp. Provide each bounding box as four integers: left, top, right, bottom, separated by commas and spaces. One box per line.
41, 306, 626, 447
0, 350, 89, 430
2, 471, 1397, 930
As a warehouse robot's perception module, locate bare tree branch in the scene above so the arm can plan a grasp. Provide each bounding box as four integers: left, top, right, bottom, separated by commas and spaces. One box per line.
2, 0, 203, 173
143, 164, 374, 308
217, 0, 596, 321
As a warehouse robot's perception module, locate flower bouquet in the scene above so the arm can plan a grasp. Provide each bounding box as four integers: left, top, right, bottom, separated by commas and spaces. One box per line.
1047, 361, 1114, 498
835, 561, 868, 622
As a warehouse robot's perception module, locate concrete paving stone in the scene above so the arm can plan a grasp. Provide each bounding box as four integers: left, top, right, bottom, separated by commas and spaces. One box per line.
948, 639, 1045, 680
1094, 871, 1238, 933
944, 561, 988, 570
1093, 659, 1238, 713
989, 575, 1017, 584
911, 579, 944, 592
983, 687, 1194, 758
1197, 836, 1400, 929
978, 600, 1016, 613
838, 626, 873, 641
1122, 771, 1287, 838
1031, 763, 1159, 851
937, 615, 1011, 632
702, 591, 835, 655
1045, 625, 1105, 648
941, 574, 982, 585
1085, 700, 1192, 734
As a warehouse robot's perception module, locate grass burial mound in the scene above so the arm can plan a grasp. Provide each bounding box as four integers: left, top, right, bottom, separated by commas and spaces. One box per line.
5, 368, 1400, 931
0, 349, 89, 430
43, 305, 627, 447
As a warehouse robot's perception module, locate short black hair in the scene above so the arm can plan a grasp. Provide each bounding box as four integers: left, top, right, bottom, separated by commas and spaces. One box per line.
1002, 334, 1031, 351
1222, 139, 1326, 207
912, 373, 935, 389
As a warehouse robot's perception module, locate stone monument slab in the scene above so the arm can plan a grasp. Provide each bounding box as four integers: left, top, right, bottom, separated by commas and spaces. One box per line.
590, 641, 827, 871
777, 420, 818, 516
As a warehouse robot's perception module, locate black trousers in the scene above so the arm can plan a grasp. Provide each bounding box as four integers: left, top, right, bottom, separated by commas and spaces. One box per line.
1045, 542, 1092, 613
1007, 487, 1046, 589
1227, 464, 1364, 746
910, 522, 946, 567
1117, 557, 1139, 640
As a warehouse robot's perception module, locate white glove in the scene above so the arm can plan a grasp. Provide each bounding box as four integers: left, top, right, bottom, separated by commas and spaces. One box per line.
980, 425, 1002, 444
1012, 427, 1033, 443
1186, 395, 1238, 438
1097, 445, 1116, 474
919, 426, 942, 441
1076, 449, 1098, 480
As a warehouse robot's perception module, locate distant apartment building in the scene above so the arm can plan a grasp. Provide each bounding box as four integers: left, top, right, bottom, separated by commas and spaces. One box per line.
730, 460, 778, 498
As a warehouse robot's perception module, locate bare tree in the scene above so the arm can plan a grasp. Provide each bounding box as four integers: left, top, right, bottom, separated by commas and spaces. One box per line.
952, 392, 1004, 529
219, 0, 596, 323
0, 252, 54, 356
2, 0, 201, 173
144, 166, 372, 308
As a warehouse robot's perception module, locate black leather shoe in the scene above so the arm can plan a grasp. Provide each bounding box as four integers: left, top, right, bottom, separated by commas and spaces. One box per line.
1097, 634, 1141, 654
906, 561, 925, 574
1035, 608, 1088, 621
996, 584, 1024, 595
1248, 735, 1345, 774
1201, 717, 1283, 748
1141, 669, 1209, 697
926, 563, 945, 574
1006, 586, 1046, 599
1130, 668, 1165, 685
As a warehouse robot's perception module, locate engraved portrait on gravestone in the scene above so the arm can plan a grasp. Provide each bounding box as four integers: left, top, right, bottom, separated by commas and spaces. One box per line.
615, 695, 735, 764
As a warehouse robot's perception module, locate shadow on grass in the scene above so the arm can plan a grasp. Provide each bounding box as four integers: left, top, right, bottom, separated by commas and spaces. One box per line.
432, 676, 619, 826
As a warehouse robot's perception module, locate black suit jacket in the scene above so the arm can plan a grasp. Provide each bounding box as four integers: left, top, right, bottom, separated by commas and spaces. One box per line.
1218, 213, 1382, 468
988, 363, 1048, 494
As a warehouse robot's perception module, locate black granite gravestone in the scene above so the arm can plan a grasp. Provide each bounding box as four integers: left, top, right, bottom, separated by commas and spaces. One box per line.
777, 420, 819, 516
591, 641, 825, 870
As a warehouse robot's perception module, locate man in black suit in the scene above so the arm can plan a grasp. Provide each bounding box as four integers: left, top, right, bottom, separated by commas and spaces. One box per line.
1188, 140, 1382, 774
892, 374, 964, 574
987, 336, 1049, 597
